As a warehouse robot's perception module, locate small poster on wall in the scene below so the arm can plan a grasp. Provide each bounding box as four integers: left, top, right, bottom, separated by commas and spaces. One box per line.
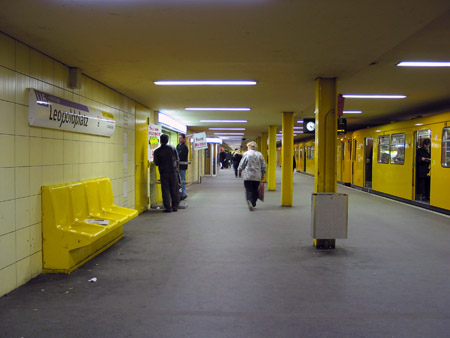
193, 132, 208, 150
148, 124, 162, 162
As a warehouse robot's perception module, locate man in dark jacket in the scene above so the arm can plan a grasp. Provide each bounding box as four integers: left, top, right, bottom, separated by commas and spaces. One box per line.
154, 134, 180, 212
176, 133, 189, 200
416, 138, 431, 201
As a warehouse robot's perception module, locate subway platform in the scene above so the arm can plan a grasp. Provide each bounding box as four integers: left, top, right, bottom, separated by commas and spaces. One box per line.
1, 168, 449, 338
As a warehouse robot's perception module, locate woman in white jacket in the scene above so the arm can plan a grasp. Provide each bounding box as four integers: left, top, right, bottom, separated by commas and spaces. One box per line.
238, 141, 267, 211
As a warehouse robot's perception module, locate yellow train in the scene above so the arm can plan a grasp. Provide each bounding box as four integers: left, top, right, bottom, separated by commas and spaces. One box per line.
292, 111, 450, 213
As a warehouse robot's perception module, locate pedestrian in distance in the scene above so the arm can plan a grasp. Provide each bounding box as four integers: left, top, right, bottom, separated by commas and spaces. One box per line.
176, 133, 189, 201
232, 149, 243, 178
153, 134, 180, 212
238, 141, 267, 211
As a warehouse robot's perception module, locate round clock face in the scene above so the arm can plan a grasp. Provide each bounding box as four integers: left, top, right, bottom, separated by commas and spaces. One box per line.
306, 121, 315, 132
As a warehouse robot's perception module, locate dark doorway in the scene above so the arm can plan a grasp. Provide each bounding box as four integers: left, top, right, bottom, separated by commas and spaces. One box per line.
365, 137, 373, 188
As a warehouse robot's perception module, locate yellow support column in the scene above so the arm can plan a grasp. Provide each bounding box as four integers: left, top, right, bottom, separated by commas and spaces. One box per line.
314, 78, 337, 193
256, 137, 262, 153
261, 132, 268, 182
281, 112, 294, 206
314, 77, 338, 248
268, 125, 277, 191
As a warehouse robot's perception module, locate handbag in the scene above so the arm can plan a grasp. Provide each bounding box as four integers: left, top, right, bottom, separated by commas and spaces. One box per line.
258, 182, 265, 202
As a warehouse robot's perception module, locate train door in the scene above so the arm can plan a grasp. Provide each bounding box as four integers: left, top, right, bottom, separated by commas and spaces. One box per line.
340, 140, 345, 181
352, 139, 357, 184
414, 129, 432, 202
303, 146, 306, 171
364, 137, 373, 188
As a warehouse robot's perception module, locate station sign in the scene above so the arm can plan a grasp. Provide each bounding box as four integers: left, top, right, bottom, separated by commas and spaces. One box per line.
28, 89, 115, 137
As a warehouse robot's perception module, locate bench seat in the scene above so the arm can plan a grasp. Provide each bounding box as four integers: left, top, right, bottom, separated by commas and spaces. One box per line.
42, 177, 138, 274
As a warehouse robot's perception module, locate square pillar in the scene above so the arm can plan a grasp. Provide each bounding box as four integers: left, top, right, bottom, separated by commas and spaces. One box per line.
281, 112, 294, 206
268, 125, 277, 191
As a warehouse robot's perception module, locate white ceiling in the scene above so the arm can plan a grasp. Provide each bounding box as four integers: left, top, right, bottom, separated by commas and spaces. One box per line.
1, 0, 449, 147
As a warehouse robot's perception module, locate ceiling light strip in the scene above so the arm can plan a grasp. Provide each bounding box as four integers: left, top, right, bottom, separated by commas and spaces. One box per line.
397, 61, 450, 67
200, 120, 247, 123
186, 107, 251, 111
343, 94, 406, 99
209, 128, 246, 131
154, 81, 257, 86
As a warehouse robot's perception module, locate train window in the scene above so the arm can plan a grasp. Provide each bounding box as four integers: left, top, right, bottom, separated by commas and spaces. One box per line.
377, 135, 390, 164
307, 146, 314, 160
300, 147, 303, 159
353, 140, 357, 161
442, 127, 450, 167
390, 133, 405, 165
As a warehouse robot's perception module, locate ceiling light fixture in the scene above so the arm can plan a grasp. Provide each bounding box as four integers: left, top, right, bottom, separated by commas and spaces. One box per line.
154, 80, 257, 86
343, 111, 363, 114
293, 126, 303, 129
214, 133, 245, 136
186, 107, 251, 111
343, 94, 406, 99
297, 120, 304, 123
397, 61, 450, 67
200, 120, 247, 123
209, 128, 246, 131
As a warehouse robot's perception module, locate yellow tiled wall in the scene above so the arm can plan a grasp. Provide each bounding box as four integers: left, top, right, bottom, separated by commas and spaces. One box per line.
0, 32, 136, 297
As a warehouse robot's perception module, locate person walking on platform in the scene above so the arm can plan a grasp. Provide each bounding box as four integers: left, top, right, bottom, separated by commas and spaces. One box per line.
238, 141, 266, 211
154, 134, 180, 212
416, 138, 431, 201
219, 148, 227, 169
176, 133, 189, 201
232, 149, 243, 178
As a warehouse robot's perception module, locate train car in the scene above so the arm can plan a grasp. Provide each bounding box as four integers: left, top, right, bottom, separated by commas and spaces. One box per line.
294, 111, 450, 213
349, 112, 450, 211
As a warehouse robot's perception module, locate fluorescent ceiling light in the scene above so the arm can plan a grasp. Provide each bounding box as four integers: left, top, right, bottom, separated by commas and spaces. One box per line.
154, 80, 257, 86
214, 133, 245, 135
293, 126, 303, 129
343, 94, 406, 99
209, 128, 245, 131
397, 61, 450, 67
206, 137, 223, 144
343, 111, 363, 114
158, 112, 187, 133
200, 120, 247, 123
297, 120, 304, 123
186, 107, 251, 111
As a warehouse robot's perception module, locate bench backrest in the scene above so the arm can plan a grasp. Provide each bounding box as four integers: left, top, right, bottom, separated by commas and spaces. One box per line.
69, 183, 90, 221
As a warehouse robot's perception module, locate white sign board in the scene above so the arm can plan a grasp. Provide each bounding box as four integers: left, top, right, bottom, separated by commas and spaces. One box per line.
148, 124, 162, 162
28, 89, 115, 137
193, 132, 208, 150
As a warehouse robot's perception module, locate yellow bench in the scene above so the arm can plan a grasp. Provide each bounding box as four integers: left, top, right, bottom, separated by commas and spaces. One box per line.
42, 177, 138, 274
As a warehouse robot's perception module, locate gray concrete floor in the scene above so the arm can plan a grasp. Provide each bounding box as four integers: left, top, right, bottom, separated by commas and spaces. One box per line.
1, 168, 450, 338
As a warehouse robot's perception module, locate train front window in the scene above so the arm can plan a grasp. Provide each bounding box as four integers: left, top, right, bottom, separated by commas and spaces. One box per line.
390, 133, 405, 165
442, 127, 450, 167
377, 135, 390, 164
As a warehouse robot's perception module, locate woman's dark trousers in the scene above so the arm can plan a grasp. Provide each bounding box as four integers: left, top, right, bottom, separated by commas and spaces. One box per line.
244, 180, 260, 207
